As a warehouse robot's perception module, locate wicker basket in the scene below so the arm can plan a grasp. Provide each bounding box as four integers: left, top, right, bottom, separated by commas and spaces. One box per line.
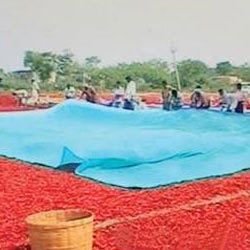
26, 209, 93, 250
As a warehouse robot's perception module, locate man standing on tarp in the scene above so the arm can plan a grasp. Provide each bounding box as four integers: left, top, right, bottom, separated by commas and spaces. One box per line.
125, 76, 136, 100
29, 78, 40, 105
124, 76, 137, 110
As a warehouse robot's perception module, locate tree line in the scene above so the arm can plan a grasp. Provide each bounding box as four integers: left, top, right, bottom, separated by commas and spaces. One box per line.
1, 50, 250, 92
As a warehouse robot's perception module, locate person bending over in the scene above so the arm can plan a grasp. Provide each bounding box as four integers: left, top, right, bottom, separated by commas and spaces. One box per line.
218, 89, 234, 112
170, 89, 182, 110
190, 85, 202, 107
80, 84, 98, 103
64, 84, 76, 99
12, 89, 29, 106
190, 85, 210, 109
112, 81, 124, 108
191, 92, 210, 109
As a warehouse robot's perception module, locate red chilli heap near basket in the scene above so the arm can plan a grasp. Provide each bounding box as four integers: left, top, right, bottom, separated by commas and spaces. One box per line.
26, 209, 94, 250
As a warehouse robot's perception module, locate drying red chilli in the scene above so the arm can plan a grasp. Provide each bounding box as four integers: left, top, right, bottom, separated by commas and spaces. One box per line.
0, 157, 249, 250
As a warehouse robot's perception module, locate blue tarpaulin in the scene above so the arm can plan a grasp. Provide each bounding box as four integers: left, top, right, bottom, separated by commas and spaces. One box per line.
0, 100, 249, 188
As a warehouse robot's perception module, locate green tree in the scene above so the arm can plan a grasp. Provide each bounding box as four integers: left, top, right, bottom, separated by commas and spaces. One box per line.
216, 61, 233, 75
24, 50, 81, 82
88, 60, 170, 90
177, 60, 209, 88
84, 56, 101, 68
0, 68, 4, 80
21, 50, 236, 92
24, 51, 58, 81
57, 50, 75, 76
233, 63, 250, 82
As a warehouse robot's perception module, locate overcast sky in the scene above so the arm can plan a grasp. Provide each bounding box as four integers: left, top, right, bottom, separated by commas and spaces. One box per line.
1, 0, 250, 71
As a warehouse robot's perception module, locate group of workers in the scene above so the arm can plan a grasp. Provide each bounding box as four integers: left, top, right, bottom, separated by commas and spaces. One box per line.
161, 82, 212, 111
64, 77, 247, 113
64, 81, 98, 103
161, 81, 247, 113
12, 78, 41, 106
218, 83, 247, 113
64, 76, 143, 110
109, 76, 145, 110
190, 83, 247, 113
4, 75, 248, 113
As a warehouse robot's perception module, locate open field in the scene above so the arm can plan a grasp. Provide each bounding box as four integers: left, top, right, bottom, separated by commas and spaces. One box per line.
0, 157, 249, 250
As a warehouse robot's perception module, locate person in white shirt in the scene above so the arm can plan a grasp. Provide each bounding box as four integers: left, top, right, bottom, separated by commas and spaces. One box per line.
218, 89, 235, 112
234, 83, 247, 113
30, 78, 40, 105
64, 84, 76, 99
12, 89, 29, 106
125, 76, 136, 101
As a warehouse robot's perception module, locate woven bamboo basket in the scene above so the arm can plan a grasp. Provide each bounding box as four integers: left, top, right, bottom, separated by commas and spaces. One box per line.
26, 209, 93, 250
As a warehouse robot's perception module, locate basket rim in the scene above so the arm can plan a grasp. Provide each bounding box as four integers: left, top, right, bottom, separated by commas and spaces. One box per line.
26, 209, 94, 229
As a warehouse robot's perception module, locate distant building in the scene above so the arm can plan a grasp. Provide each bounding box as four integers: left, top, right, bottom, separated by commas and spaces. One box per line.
12, 70, 40, 82
240, 82, 250, 94
12, 70, 33, 78
213, 76, 242, 85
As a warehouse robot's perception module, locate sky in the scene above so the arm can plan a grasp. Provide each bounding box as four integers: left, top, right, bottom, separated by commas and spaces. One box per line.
0, 0, 250, 71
